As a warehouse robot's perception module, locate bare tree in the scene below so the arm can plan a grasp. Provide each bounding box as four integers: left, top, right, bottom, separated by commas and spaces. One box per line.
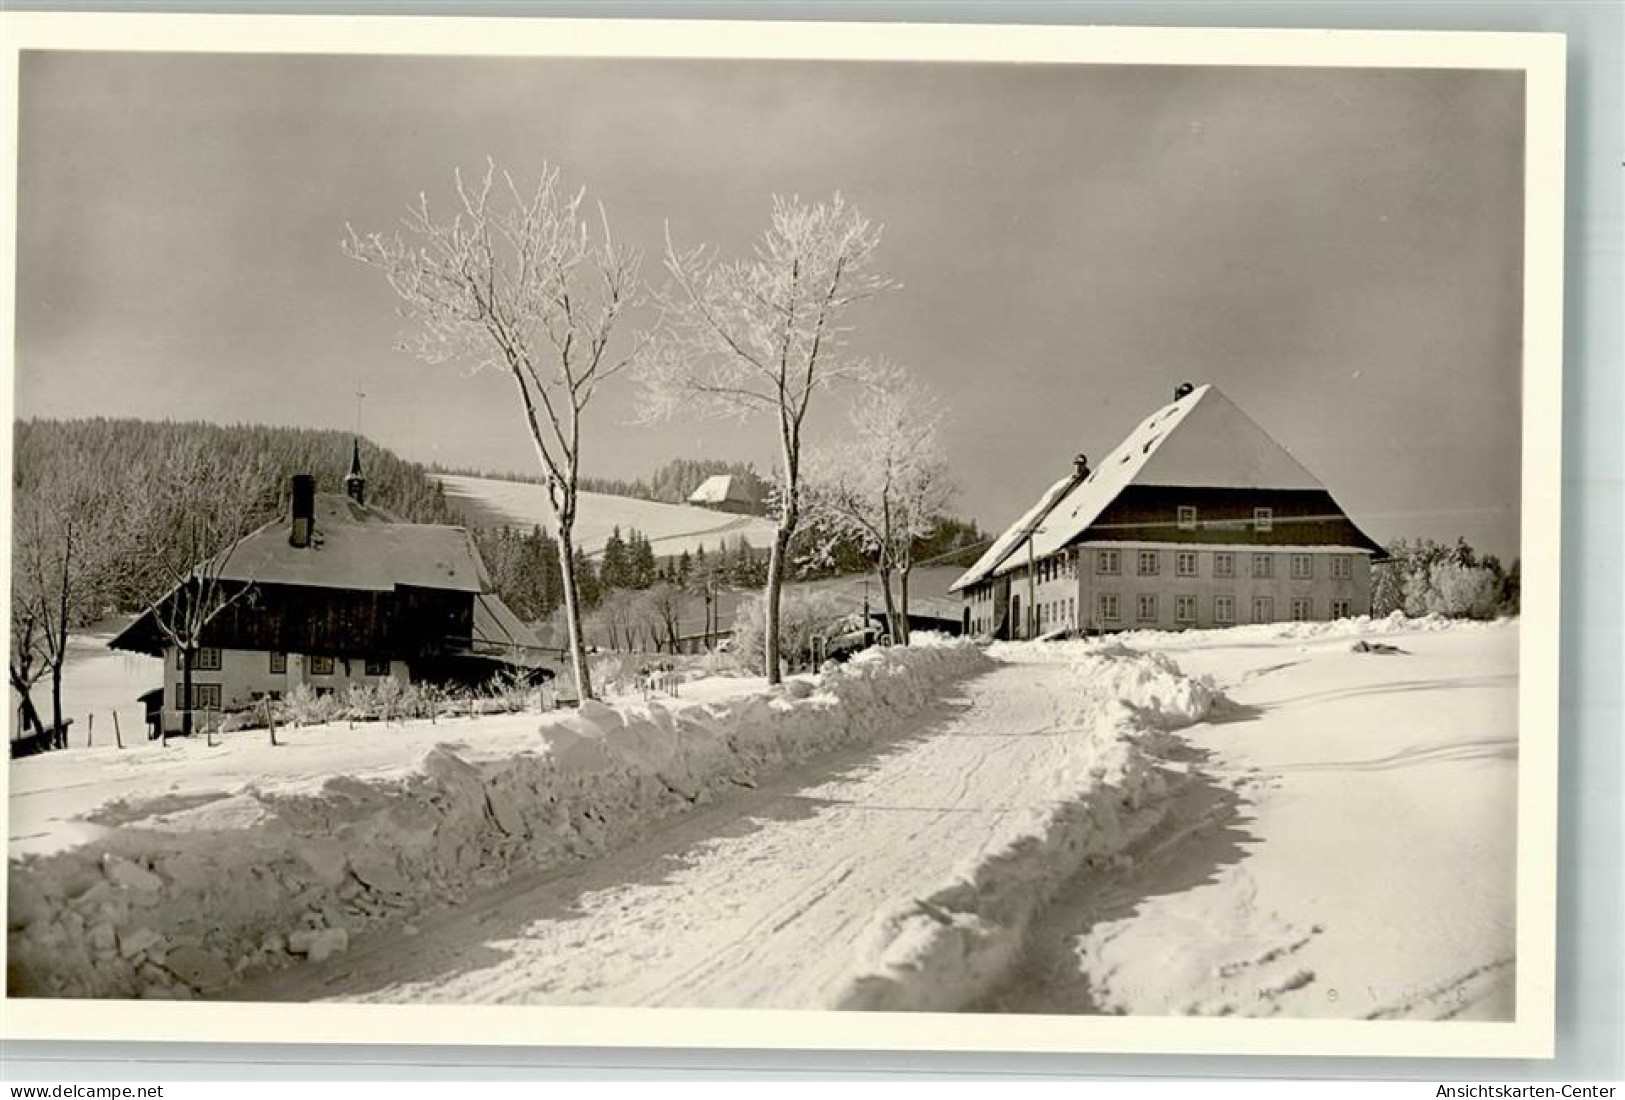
123, 445, 275, 740
638, 581, 685, 653
10, 468, 112, 738
9, 596, 49, 740
803, 365, 954, 645
343, 160, 643, 702
643, 193, 894, 683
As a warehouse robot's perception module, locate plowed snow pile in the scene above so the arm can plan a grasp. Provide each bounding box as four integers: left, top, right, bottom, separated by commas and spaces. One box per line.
837, 643, 1221, 1011
7, 638, 991, 999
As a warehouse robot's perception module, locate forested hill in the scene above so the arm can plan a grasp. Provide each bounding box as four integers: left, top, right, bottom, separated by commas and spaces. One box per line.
13, 418, 458, 528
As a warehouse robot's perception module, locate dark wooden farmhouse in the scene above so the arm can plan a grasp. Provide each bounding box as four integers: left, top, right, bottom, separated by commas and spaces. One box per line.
952, 383, 1386, 638
110, 446, 552, 734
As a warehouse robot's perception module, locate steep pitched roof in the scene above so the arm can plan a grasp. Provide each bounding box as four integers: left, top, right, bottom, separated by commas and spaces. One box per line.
216, 494, 489, 593
688, 474, 756, 506
953, 384, 1370, 591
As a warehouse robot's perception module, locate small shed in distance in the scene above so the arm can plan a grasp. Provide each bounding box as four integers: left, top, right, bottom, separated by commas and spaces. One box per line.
687, 474, 762, 515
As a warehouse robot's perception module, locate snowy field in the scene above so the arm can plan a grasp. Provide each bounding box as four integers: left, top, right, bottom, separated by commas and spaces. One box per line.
433, 473, 778, 558
990, 614, 1518, 1020
7, 626, 162, 754
7, 615, 1517, 1019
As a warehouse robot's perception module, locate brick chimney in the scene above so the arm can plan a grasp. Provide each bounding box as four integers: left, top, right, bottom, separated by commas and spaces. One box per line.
289, 474, 316, 548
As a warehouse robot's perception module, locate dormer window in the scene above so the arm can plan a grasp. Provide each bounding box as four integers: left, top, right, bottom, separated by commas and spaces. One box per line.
1254, 507, 1274, 533
1177, 506, 1198, 531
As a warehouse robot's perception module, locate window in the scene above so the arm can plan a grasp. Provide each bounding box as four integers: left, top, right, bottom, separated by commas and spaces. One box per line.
1291, 597, 1313, 621
1291, 554, 1313, 580
1252, 553, 1274, 579
1330, 599, 1352, 618
1138, 550, 1160, 576
1177, 506, 1198, 531
1097, 593, 1120, 622
1331, 555, 1352, 580
269, 652, 287, 675
1252, 596, 1274, 624
309, 655, 335, 676
1213, 552, 1235, 579
1175, 595, 1197, 624
1176, 551, 1199, 577
174, 684, 222, 710
196, 647, 222, 671
1214, 595, 1235, 624
1097, 549, 1120, 575
365, 658, 389, 677
1137, 593, 1158, 623
1254, 507, 1274, 532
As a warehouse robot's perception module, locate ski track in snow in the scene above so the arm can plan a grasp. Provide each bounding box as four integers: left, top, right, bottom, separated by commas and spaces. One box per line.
241, 659, 1114, 1007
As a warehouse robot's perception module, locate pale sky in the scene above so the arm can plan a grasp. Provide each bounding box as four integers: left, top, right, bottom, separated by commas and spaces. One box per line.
14, 53, 1525, 562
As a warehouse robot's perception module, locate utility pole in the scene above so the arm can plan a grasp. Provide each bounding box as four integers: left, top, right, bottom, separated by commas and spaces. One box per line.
1027, 534, 1037, 640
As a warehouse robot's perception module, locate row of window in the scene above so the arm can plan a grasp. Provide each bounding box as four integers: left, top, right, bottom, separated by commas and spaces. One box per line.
1094, 593, 1354, 625
175, 649, 390, 677
1095, 549, 1353, 581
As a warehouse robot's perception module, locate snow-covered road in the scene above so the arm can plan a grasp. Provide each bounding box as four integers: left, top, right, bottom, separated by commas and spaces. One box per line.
238, 657, 1144, 1008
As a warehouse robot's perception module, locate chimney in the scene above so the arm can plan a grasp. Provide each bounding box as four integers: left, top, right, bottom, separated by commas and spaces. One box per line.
1073, 453, 1090, 479
289, 474, 316, 548
1174, 382, 1195, 401
344, 438, 366, 506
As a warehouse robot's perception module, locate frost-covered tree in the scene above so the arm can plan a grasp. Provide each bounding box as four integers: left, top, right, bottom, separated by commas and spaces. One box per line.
802, 365, 954, 644
1421, 561, 1500, 620
729, 589, 850, 675
642, 194, 894, 683
344, 160, 644, 702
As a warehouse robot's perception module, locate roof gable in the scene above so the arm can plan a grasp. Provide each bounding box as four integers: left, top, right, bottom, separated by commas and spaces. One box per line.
1135, 387, 1322, 491
954, 385, 1364, 588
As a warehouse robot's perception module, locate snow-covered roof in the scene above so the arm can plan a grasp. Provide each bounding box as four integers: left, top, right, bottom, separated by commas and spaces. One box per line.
947, 473, 1080, 593
460, 593, 550, 670
688, 474, 755, 506
217, 494, 489, 593
952, 384, 1350, 592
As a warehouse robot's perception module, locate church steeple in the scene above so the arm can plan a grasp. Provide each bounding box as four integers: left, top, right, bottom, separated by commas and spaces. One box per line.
345, 438, 366, 506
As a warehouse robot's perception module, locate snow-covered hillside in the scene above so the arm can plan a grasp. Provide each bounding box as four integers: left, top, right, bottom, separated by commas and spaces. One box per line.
434, 473, 777, 558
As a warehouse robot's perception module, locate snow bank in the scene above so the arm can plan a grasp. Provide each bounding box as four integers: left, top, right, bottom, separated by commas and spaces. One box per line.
835, 644, 1221, 1011
7, 638, 992, 1000
1097, 611, 1513, 650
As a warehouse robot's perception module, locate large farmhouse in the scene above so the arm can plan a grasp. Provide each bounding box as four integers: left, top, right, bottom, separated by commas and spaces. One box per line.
111, 446, 551, 734
951, 383, 1386, 638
